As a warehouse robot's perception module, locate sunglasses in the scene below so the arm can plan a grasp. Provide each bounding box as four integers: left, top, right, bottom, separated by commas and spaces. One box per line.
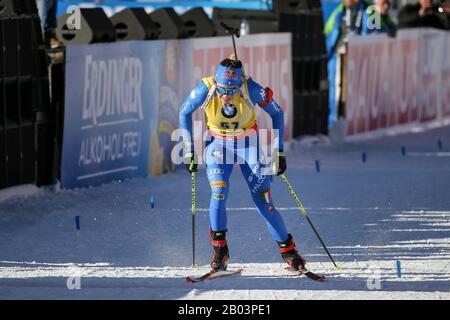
216, 86, 240, 96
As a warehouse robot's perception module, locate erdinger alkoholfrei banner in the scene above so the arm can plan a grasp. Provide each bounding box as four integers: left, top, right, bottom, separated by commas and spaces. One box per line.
345, 28, 450, 140
61, 41, 161, 188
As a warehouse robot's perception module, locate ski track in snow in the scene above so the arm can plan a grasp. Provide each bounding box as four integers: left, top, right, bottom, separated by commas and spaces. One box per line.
1, 125, 450, 299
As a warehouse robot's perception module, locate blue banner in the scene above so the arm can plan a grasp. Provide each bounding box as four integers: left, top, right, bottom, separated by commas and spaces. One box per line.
57, 0, 272, 17
148, 40, 188, 175
61, 41, 162, 188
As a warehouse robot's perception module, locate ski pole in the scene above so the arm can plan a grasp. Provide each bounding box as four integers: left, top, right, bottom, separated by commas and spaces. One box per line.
280, 174, 340, 269
220, 22, 240, 59
191, 171, 198, 267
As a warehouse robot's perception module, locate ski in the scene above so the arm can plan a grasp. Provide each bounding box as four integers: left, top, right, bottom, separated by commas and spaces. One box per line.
185, 267, 323, 283
186, 268, 244, 283
300, 269, 326, 282
285, 267, 326, 282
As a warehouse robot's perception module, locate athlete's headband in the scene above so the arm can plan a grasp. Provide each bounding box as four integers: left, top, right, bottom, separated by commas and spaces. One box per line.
214, 65, 243, 87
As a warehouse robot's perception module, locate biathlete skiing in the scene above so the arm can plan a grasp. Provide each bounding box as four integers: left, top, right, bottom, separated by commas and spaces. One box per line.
180, 24, 334, 283
179, 54, 307, 276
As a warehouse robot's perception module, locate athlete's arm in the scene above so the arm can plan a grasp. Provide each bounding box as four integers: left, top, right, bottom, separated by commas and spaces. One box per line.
247, 78, 285, 150
179, 81, 209, 152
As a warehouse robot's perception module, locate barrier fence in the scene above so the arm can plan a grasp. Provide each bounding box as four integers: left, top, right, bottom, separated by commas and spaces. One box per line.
346, 28, 450, 141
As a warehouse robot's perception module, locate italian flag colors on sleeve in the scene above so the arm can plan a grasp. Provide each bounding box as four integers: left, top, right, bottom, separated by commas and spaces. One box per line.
260, 191, 271, 204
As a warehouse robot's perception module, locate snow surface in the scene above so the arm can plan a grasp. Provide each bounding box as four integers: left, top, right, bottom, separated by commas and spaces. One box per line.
1, 125, 450, 300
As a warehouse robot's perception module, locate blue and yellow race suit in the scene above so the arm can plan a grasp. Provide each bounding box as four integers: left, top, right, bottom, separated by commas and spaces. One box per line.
179, 76, 289, 242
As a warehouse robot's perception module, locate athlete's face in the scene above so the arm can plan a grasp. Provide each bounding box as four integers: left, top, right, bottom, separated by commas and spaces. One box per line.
216, 84, 240, 103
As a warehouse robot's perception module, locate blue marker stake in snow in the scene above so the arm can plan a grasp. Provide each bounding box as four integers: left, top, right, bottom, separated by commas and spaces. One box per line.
396, 260, 402, 278
438, 140, 443, 151
362, 152, 367, 163
315, 160, 320, 173
401, 146, 406, 156
150, 195, 155, 208
75, 216, 80, 230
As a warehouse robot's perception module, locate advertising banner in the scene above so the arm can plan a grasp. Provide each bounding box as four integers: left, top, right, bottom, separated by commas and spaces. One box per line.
148, 40, 187, 175
61, 41, 161, 188
346, 29, 450, 140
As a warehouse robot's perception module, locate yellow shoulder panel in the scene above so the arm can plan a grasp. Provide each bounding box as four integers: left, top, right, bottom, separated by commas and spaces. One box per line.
201, 76, 215, 90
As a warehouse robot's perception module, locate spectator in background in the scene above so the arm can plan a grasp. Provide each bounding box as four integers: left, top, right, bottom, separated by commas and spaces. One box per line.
362, 0, 397, 35
324, 0, 372, 128
36, 0, 60, 46
398, 0, 448, 30
36, 0, 63, 64
437, 0, 450, 26
325, 0, 373, 59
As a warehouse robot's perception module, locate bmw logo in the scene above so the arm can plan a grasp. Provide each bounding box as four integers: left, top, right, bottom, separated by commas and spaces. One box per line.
221, 103, 237, 118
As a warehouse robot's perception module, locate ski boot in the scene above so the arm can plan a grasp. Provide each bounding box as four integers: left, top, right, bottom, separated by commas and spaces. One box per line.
277, 234, 306, 271
209, 229, 229, 272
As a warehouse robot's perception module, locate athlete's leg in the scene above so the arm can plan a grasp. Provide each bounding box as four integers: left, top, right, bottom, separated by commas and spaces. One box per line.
205, 138, 234, 271
205, 139, 234, 232
240, 161, 289, 242
240, 157, 306, 269
235, 135, 289, 242
237, 137, 306, 270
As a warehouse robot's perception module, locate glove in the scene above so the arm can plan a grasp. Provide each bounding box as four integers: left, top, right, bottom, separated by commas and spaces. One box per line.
272, 149, 287, 176
184, 152, 198, 173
